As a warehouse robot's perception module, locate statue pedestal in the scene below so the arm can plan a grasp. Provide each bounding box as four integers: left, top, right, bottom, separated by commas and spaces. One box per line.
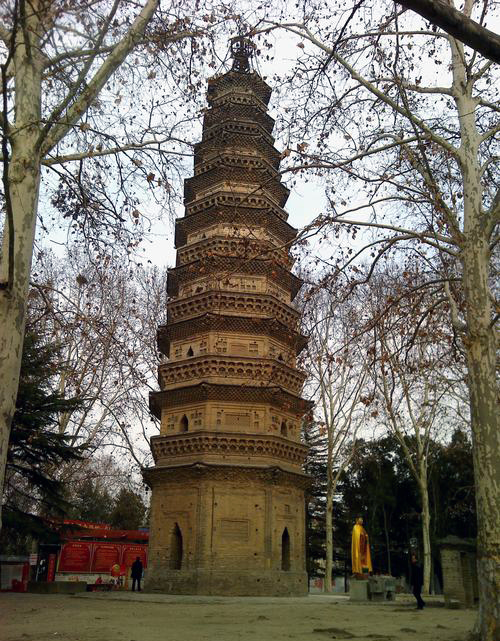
349, 576, 396, 602
369, 576, 396, 601
349, 578, 370, 601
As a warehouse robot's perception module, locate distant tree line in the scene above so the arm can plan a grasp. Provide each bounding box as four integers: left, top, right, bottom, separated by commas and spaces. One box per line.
305, 431, 476, 588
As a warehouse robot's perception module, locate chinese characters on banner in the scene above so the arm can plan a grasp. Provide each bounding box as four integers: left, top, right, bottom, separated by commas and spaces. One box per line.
58, 542, 92, 572
47, 554, 56, 582
58, 542, 148, 573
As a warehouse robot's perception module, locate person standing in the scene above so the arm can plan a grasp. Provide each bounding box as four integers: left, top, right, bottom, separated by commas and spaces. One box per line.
410, 554, 425, 610
131, 557, 143, 592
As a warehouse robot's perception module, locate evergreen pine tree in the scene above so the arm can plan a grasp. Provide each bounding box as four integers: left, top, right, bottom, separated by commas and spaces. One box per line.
109, 488, 146, 530
1, 330, 84, 551
303, 421, 327, 579
67, 478, 114, 524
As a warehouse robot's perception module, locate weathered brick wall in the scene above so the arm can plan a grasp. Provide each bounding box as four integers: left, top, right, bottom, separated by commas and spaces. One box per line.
440, 543, 477, 607
145, 474, 307, 596
441, 548, 466, 604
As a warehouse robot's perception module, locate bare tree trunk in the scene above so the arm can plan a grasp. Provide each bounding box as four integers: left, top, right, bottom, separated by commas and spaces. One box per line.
454, 53, 499, 637
420, 473, 432, 595
462, 237, 499, 641
0, 20, 43, 530
324, 427, 335, 593
382, 506, 391, 576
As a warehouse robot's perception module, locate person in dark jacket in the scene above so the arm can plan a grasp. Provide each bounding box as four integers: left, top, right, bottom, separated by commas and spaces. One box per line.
131, 557, 143, 592
410, 554, 425, 609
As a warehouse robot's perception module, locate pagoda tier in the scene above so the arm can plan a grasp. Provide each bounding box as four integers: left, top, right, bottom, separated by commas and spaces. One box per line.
167, 256, 302, 299
174, 204, 297, 248
185, 190, 287, 220
166, 290, 301, 328
203, 102, 275, 133
186, 155, 290, 206
194, 135, 282, 172
206, 66, 272, 104
144, 39, 310, 597
175, 235, 293, 269
157, 355, 306, 395
149, 383, 311, 418
157, 314, 307, 357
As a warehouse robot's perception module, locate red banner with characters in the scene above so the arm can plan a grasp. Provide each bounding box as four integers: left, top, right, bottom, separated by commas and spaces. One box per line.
123, 545, 148, 569
57, 541, 148, 574
47, 554, 56, 582
92, 544, 120, 573
58, 542, 92, 572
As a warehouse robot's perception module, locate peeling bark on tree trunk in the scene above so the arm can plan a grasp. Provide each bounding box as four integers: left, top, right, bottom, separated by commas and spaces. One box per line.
454, 59, 499, 639
0, 36, 43, 530
462, 238, 499, 641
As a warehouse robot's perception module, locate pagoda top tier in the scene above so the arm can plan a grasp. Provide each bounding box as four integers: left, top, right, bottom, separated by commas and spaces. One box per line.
206, 37, 271, 106
206, 70, 272, 106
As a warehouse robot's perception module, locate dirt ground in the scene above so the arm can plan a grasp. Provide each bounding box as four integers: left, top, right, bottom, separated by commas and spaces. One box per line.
1, 592, 475, 641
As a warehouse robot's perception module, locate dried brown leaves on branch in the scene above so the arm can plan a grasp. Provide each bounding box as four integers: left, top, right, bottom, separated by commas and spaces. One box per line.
29, 249, 168, 472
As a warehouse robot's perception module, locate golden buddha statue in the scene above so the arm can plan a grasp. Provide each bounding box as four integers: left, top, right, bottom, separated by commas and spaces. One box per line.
351, 517, 373, 578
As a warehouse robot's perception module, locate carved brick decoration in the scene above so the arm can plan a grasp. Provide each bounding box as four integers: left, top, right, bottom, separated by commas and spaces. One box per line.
176, 236, 292, 268
158, 314, 308, 357
166, 255, 303, 298
149, 383, 311, 418
166, 291, 299, 327
157, 355, 306, 394
144, 41, 311, 596
151, 432, 307, 467
174, 205, 297, 247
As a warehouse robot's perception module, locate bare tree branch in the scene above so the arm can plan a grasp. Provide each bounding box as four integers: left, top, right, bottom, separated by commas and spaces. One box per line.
39, 0, 160, 155
395, 0, 500, 63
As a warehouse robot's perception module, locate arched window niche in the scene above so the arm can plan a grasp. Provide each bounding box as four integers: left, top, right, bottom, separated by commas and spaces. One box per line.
170, 523, 183, 570
281, 527, 291, 571
180, 415, 189, 432
280, 421, 288, 437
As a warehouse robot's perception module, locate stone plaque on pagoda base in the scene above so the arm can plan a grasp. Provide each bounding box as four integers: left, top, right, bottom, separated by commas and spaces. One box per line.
143, 37, 311, 597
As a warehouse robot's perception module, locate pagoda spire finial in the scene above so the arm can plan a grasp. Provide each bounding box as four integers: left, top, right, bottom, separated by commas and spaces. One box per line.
230, 36, 256, 73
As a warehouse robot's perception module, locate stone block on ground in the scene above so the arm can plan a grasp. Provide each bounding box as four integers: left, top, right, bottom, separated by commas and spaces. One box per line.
28, 581, 87, 594
349, 578, 369, 601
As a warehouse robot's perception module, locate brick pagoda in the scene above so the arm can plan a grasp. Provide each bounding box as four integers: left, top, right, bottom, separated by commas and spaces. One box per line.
143, 38, 311, 596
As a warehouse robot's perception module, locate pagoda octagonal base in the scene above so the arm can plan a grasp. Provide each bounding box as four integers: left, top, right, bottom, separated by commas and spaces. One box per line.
145, 569, 308, 596
143, 464, 308, 597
